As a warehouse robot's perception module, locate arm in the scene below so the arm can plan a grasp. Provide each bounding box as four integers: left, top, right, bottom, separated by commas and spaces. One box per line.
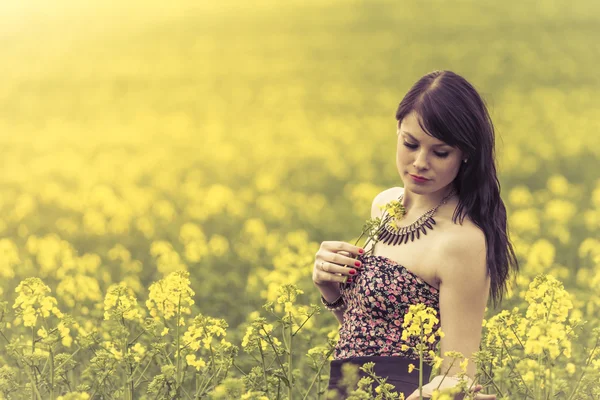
406, 227, 492, 399
319, 187, 394, 326
436, 227, 489, 380
316, 283, 345, 326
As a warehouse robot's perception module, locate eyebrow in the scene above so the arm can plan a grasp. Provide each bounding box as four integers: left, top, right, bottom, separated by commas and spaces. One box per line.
402, 131, 450, 147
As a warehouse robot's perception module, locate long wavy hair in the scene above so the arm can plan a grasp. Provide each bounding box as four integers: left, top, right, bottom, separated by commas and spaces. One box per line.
395, 70, 519, 308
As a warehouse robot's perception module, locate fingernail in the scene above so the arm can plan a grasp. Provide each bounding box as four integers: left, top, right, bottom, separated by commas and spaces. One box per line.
355, 261, 361, 267
349, 269, 356, 275
348, 278, 353, 283
359, 249, 364, 254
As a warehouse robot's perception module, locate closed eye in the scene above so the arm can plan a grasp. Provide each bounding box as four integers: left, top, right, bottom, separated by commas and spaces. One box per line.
403, 142, 449, 158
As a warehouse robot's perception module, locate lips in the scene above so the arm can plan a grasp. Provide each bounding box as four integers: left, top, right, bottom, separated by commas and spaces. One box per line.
410, 174, 429, 180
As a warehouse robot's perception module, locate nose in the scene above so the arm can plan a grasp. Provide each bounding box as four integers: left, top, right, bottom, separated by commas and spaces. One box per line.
413, 150, 430, 171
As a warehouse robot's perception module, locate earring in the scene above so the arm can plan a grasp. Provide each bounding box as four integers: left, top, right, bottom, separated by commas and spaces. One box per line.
463, 159, 468, 163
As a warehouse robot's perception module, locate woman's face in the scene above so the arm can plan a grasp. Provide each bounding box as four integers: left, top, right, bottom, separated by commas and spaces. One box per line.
396, 111, 464, 194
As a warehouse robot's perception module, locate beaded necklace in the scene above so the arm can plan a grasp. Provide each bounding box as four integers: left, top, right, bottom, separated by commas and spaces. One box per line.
375, 189, 456, 246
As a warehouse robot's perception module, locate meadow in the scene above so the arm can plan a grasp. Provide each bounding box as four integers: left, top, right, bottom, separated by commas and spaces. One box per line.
0, 0, 599, 398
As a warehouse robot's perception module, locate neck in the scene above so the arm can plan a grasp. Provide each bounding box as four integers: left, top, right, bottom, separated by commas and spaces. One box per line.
401, 185, 456, 213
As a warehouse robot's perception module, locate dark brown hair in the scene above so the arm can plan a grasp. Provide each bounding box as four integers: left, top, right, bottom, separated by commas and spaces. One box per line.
395, 70, 519, 308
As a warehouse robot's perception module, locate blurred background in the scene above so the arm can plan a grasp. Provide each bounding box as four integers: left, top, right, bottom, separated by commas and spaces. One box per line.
1, 0, 600, 387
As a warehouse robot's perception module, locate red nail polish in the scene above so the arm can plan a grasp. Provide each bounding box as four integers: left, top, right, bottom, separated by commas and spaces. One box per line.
349, 269, 356, 275
355, 261, 361, 267
359, 249, 364, 254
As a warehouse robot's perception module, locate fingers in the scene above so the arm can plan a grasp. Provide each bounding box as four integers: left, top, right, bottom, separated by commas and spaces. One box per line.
332, 251, 363, 269
470, 385, 496, 399
323, 241, 364, 258
315, 242, 365, 285
317, 245, 363, 272
406, 385, 494, 400
474, 394, 496, 399
318, 259, 353, 274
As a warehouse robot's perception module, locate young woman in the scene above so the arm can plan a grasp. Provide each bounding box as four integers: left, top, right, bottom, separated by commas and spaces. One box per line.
312, 70, 519, 399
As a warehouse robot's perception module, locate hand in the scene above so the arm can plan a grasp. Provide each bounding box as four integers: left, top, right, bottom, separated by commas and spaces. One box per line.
313, 241, 364, 287
405, 377, 496, 400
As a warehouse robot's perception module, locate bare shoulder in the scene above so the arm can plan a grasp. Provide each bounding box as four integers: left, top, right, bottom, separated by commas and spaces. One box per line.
439, 220, 488, 283
371, 187, 404, 218
454, 222, 485, 251
378, 186, 404, 204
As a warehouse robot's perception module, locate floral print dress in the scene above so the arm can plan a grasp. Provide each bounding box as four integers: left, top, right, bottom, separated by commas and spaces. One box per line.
333, 254, 441, 362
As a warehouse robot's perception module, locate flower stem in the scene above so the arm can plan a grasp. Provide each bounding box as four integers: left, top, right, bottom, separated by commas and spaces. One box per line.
176, 293, 182, 390
31, 327, 36, 400
258, 338, 270, 396
49, 345, 55, 400
302, 346, 335, 400
288, 311, 293, 400
419, 347, 423, 400
419, 319, 424, 400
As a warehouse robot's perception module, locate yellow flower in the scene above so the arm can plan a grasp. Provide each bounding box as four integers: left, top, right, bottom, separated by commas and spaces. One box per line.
566, 363, 576, 375
146, 270, 195, 321
408, 363, 415, 373
459, 357, 468, 372
130, 343, 146, 363
400, 304, 441, 360
57, 393, 90, 400
13, 277, 62, 327
186, 354, 206, 371
37, 327, 48, 338
182, 314, 228, 352
58, 321, 72, 348
103, 282, 142, 322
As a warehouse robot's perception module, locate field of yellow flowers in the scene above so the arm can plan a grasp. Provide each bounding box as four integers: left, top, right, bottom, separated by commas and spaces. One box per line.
1, 0, 599, 398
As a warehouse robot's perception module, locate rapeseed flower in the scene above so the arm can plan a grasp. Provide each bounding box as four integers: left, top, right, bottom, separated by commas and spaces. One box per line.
13, 277, 63, 327
146, 270, 195, 322
103, 282, 143, 322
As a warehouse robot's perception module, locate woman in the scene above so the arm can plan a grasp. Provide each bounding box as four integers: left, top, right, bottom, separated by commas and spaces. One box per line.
312, 70, 519, 399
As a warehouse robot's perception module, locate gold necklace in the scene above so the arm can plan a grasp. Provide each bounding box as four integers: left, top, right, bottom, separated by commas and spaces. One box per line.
375, 189, 456, 245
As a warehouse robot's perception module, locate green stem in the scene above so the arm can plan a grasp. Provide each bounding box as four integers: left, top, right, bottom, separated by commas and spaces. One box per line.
258, 338, 270, 396
31, 326, 36, 400
261, 326, 288, 380
55, 346, 81, 371
123, 340, 130, 400
23, 362, 42, 400
49, 345, 55, 400
434, 358, 458, 390
302, 346, 335, 400
0, 329, 10, 343
567, 334, 599, 400
418, 318, 424, 400
133, 354, 155, 388
176, 293, 182, 389
288, 311, 293, 400
231, 361, 248, 377
196, 364, 223, 397
499, 334, 532, 397
354, 214, 393, 252
292, 310, 316, 337
479, 367, 505, 397
419, 346, 423, 400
